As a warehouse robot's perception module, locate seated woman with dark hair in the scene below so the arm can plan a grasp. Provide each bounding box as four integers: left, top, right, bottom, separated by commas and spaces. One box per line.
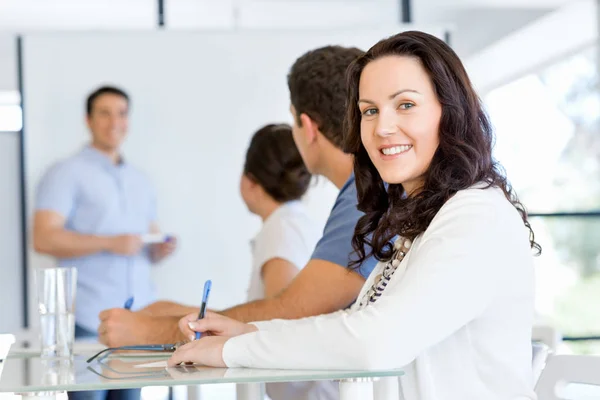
169, 31, 540, 400
239, 123, 319, 303
238, 124, 338, 400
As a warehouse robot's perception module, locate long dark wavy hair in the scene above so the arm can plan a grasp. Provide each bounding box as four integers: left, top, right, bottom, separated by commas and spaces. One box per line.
344, 31, 541, 268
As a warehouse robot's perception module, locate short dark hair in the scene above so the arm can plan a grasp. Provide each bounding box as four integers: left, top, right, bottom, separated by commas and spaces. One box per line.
287, 45, 364, 149
244, 123, 311, 203
86, 86, 129, 115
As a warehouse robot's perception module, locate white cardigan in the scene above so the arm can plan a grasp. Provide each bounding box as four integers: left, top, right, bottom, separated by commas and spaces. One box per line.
223, 186, 537, 400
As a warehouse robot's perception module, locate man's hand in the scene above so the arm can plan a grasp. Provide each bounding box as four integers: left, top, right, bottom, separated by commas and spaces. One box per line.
179, 311, 257, 342
150, 237, 177, 263
167, 336, 229, 368
98, 308, 184, 347
221, 259, 366, 322
108, 235, 143, 256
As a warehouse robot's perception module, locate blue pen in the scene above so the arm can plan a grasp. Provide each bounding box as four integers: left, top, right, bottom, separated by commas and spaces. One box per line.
124, 297, 134, 310
195, 280, 212, 340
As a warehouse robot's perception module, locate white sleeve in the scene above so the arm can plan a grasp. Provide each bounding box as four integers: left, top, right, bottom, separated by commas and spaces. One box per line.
222, 193, 507, 370
250, 308, 350, 331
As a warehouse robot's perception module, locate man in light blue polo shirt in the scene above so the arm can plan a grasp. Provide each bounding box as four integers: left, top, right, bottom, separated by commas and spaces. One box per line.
33, 86, 176, 400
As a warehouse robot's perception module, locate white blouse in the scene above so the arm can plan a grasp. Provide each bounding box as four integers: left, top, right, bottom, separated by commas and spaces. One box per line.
246, 201, 320, 302
223, 186, 537, 400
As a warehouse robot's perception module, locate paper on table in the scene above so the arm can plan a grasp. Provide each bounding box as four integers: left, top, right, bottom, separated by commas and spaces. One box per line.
141, 234, 168, 244
134, 360, 169, 368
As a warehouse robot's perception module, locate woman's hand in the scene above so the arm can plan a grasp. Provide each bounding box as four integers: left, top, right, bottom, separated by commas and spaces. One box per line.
178, 310, 257, 342
167, 336, 229, 368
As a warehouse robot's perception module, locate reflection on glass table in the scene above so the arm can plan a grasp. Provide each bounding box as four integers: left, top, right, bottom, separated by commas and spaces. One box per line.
0, 353, 403, 400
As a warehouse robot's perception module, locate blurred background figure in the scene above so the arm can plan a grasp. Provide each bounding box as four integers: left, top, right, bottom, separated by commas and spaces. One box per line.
32, 86, 176, 400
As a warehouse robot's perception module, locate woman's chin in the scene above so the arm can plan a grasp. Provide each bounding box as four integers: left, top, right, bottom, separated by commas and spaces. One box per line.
378, 172, 406, 186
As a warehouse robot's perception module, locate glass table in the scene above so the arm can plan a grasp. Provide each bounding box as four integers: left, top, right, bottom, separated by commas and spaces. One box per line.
0, 350, 403, 400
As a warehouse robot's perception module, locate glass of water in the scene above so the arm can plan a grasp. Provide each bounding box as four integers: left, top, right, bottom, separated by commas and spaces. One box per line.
35, 267, 77, 358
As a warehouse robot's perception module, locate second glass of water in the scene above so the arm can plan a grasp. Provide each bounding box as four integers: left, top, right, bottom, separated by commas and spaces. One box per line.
35, 267, 77, 358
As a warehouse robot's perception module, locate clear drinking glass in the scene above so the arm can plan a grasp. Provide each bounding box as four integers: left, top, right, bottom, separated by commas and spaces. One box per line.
35, 267, 77, 358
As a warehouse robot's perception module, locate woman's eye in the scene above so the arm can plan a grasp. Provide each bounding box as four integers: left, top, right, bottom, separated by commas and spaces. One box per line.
362, 108, 378, 116
398, 103, 414, 110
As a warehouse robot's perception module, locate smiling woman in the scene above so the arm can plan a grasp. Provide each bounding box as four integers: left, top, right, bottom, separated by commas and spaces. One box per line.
356, 57, 441, 195
344, 31, 540, 267
168, 31, 541, 400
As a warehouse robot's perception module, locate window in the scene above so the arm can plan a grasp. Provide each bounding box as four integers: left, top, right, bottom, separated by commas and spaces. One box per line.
485, 46, 600, 354
530, 216, 600, 354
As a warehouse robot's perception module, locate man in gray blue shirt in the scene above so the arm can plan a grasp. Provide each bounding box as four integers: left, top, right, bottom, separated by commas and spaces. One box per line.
33, 87, 177, 365
99, 46, 377, 349
220, 45, 377, 319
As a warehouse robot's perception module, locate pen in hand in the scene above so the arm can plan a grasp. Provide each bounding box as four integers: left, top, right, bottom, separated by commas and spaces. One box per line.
195, 280, 212, 340
124, 297, 134, 310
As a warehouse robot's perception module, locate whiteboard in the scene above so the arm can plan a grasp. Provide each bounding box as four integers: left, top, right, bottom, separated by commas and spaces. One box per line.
21, 28, 444, 324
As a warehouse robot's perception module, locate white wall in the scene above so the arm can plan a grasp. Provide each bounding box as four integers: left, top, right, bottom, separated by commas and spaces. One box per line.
0, 34, 23, 333
0, 35, 17, 92
0, 132, 24, 332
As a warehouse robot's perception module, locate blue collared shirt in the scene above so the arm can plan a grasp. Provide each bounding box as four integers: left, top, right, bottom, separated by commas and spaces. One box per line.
310, 174, 379, 279
35, 145, 157, 332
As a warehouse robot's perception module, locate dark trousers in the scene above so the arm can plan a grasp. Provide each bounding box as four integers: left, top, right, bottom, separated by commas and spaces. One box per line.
68, 325, 141, 400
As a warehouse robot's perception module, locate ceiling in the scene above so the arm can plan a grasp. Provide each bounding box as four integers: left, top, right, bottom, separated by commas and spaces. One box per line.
0, 0, 581, 92
0, 0, 575, 57
412, 0, 575, 55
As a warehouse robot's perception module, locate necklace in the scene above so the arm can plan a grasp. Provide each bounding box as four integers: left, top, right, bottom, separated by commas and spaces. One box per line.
358, 237, 412, 308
